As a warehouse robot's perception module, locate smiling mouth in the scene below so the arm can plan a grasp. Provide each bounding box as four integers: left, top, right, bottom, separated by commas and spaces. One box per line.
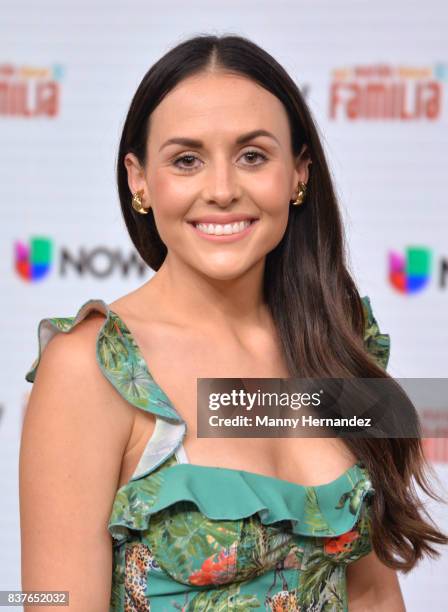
189, 219, 258, 236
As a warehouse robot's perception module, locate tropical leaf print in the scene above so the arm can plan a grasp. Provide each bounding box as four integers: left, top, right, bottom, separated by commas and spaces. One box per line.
113, 360, 154, 405
361, 296, 390, 370
97, 316, 130, 371
185, 583, 260, 611
48, 316, 76, 331
110, 543, 126, 611
98, 312, 183, 421
98, 316, 153, 408
282, 544, 305, 571
235, 517, 296, 582
108, 453, 179, 541
335, 477, 374, 515
303, 488, 336, 536
330, 503, 373, 565
144, 504, 241, 586
298, 542, 345, 610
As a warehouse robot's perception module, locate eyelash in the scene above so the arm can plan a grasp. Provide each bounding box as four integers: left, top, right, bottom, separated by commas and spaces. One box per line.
172, 150, 268, 172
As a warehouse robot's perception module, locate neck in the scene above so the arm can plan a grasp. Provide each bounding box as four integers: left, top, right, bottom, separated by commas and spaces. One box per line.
143, 252, 271, 334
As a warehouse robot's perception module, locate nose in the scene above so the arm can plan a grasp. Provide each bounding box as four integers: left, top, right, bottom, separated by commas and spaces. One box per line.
202, 157, 242, 206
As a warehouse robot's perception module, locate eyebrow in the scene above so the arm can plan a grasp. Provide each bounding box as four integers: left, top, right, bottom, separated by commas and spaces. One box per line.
158, 129, 279, 152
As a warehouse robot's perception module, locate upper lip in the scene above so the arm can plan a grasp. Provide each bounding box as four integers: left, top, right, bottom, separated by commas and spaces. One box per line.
188, 214, 259, 225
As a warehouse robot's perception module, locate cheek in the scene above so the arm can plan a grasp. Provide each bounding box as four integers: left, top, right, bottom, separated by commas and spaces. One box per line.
249, 165, 291, 216
252, 167, 292, 247
150, 172, 192, 224
150, 171, 185, 204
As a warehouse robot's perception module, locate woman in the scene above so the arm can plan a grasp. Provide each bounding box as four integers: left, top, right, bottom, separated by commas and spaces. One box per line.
20, 34, 447, 611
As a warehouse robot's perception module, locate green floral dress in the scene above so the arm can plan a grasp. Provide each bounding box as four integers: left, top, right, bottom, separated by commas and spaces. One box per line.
25, 295, 390, 611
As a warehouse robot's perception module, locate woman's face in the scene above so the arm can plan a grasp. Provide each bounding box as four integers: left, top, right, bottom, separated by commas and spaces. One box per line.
125, 70, 310, 281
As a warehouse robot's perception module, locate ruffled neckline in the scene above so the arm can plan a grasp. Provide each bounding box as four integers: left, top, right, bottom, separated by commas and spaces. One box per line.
165, 459, 364, 492
108, 456, 374, 543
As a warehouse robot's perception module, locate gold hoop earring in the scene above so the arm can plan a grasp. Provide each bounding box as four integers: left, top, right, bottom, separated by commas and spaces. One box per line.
291, 181, 307, 206
131, 189, 151, 214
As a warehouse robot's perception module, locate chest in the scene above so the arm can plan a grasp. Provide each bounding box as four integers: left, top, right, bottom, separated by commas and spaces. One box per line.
116, 318, 356, 489
148, 323, 291, 446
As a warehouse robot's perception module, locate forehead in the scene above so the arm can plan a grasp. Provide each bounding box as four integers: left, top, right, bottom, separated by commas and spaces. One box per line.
149, 71, 290, 144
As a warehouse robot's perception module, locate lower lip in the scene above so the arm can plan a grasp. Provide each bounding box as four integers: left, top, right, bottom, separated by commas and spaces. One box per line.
188, 220, 259, 243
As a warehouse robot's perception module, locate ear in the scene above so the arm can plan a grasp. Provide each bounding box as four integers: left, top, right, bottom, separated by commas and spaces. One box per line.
292, 144, 312, 192
124, 153, 148, 197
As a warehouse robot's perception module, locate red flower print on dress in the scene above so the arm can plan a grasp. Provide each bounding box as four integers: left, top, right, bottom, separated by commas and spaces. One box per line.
188, 543, 238, 586
324, 530, 359, 555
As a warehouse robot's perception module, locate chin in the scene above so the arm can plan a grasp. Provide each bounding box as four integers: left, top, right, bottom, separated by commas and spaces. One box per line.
195, 260, 262, 282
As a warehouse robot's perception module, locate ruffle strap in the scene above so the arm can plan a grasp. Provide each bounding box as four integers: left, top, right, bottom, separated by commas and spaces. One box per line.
24, 298, 185, 425
361, 295, 391, 370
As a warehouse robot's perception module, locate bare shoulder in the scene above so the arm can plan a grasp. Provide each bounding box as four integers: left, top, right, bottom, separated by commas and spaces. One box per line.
19, 310, 135, 610
27, 309, 136, 438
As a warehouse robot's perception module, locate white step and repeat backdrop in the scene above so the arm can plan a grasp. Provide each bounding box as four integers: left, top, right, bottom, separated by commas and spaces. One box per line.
2, 1, 447, 610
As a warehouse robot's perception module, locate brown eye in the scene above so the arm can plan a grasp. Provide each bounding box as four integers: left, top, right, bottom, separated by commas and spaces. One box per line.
173, 154, 200, 171
242, 150, 268, 165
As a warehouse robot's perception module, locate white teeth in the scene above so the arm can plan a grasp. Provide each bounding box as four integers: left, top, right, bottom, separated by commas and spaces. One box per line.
194, 220, 253, 235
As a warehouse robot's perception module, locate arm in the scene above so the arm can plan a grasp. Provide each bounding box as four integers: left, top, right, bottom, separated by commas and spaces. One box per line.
19, 315, 135, 612
346, 550, 406, 611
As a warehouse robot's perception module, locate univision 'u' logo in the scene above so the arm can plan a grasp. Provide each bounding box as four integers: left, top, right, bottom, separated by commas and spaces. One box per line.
15, 237, 53, 281
389, 246, 432, 293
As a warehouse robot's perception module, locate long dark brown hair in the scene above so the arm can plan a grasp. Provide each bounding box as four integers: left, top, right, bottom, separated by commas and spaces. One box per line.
116, 33, 447, 571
